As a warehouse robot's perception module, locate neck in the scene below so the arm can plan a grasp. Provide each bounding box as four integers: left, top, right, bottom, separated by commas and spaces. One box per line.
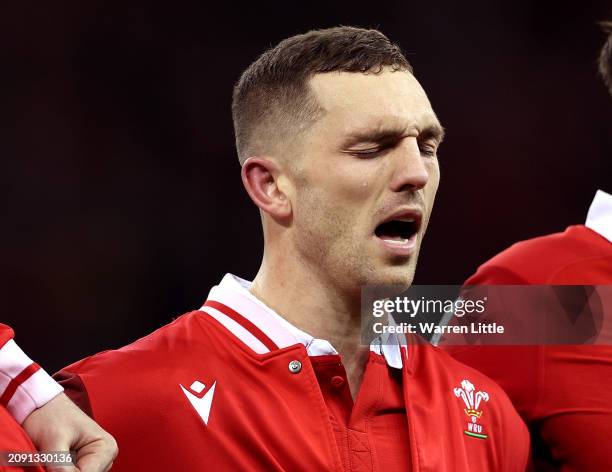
250, 247, 369, 392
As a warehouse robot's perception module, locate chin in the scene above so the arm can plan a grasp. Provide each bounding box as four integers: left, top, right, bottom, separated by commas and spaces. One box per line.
365, 264, 416, 289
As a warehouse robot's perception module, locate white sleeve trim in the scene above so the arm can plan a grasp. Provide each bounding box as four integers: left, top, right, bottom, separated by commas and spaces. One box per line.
8, 369, 64, 424
0, 339, 63, 424
0, 340, 34, 380
585, 189, 612, 243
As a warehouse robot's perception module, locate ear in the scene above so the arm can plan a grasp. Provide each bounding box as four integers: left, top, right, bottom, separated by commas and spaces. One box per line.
241, 157, 292, 220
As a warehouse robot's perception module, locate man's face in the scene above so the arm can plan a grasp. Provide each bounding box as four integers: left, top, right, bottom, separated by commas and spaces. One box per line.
287, 69, 442, 292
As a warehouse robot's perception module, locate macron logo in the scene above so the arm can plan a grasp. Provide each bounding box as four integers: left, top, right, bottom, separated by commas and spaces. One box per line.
180, 380, 216, 426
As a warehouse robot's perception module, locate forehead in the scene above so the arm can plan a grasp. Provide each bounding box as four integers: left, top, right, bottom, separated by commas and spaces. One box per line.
308, 69, 439, 136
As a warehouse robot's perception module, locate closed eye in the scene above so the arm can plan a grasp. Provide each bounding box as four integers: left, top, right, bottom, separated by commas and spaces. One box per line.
348, 148, 385, 158
349, 143, 438, 159
344, 141, 397, 159
419, 144, 437, 157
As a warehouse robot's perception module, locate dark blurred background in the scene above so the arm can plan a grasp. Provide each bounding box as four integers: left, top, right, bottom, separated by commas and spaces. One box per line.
2, 1, 611, 372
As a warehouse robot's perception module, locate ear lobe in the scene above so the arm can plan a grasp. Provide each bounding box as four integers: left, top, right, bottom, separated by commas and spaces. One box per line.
241, 157, 292, 220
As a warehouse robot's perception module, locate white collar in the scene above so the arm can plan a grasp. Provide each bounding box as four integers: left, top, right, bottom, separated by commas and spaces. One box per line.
585, 190, 612, 243
201, 274, 403, 369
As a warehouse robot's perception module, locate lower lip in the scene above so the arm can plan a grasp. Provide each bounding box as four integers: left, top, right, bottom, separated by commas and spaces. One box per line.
375, 233, 418, 257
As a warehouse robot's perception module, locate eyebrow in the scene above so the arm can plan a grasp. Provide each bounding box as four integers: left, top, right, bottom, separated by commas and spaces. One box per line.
342, 120, 445, 147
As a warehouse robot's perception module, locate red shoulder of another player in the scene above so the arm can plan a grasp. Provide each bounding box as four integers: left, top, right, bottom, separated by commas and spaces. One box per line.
467, 225, 612, 284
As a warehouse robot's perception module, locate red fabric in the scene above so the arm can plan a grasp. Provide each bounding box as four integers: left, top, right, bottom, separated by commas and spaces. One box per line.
0, 324, 15, 350
55, 304, 529, 471
445, 225, 612, 471
0, 405, 44, 472
310, 353, 410, 471
465, 226, 611, 285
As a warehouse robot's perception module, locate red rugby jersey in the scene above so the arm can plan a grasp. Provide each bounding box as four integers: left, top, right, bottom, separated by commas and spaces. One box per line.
56, 274, 530, 471
445, 191, 612, 470
0, 406, 44, 472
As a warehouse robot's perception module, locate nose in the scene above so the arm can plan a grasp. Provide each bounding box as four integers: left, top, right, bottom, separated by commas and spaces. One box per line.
388, 138, 430, 192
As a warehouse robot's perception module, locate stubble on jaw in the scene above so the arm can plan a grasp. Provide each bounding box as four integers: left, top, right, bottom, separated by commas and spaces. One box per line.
291, 181, 384, 292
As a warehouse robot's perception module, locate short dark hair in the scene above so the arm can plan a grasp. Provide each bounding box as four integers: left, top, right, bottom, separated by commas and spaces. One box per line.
599, 21, 612, 97
231, 26, 412, 165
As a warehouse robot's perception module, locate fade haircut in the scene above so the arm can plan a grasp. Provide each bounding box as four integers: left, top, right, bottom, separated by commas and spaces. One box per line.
600, 22, 612, 97
231, 26, 412, 165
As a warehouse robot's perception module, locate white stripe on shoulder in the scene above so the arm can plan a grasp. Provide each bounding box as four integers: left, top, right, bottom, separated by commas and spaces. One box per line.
200, 306, 270, 354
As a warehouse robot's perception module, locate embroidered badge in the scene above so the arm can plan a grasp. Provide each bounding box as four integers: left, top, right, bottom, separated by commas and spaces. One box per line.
453, 379, 489, 439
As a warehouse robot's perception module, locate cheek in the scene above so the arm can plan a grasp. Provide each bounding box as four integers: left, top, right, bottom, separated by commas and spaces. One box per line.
425, 161, 440, 198
313, 152, 383, 197
331, 175, 385, 221
294, 185, 367, 251
428, 173, 440, 200
421, 164, 440, 228
431, 159, 440, 184
296, 157, 383, 232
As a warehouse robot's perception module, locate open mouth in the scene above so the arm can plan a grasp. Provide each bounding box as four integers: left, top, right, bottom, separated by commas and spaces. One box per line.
375, 219, 419, 244
373, 210, 422, 256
